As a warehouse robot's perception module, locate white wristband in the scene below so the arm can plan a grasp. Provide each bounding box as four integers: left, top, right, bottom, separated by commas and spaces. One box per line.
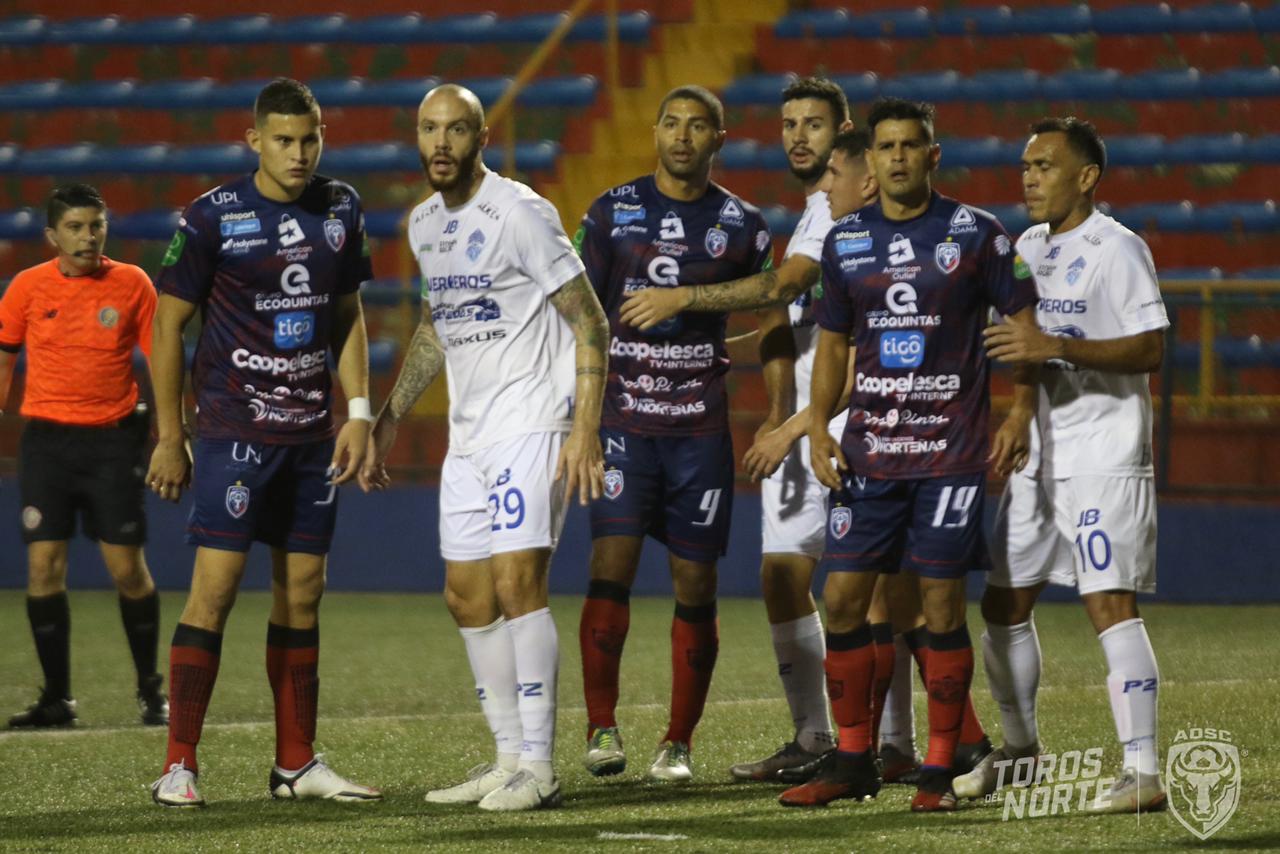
347, 397, 373, 422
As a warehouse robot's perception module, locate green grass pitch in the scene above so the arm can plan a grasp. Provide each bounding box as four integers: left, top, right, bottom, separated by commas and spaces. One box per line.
0, 590, 1277, 852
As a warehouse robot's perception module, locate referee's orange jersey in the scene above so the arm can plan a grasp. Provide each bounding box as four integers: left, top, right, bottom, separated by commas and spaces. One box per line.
0, 256, 157, 426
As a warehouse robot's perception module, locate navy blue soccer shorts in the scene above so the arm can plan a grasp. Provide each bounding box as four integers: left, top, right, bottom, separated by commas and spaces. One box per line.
590, 427, 734, 564
187, 438, 339, 555
823, 472, 990, 579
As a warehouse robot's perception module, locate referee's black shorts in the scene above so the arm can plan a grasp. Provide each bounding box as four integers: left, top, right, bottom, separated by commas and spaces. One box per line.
19, 405, 150, 546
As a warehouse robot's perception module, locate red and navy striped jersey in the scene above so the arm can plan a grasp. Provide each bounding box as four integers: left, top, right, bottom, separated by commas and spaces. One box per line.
576, 175, 772, 435
156, 173, 372, 444
815, 192, 1036, 479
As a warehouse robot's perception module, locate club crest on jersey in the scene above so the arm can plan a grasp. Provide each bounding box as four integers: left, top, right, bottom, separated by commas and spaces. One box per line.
705, 227, 728, 258
225, 483, 250, 519
1066, 256, 1087, 285
829, 506, 852, 540
467, 229, 486, 262
935, 241, 961, 274
719, 197, 745, 226
887, 234, 915, 265
604, 469, 625, 500
323, 218, 346, 252
994, 234, 1012, 256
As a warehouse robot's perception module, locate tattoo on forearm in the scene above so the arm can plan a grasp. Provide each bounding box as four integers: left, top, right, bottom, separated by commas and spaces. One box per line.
688, 269, 780, 313
385, 320, 445, 423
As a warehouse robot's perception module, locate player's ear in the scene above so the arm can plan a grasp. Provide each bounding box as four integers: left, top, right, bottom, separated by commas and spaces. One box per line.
839, 119, 854, 133
478, 124, 490, 150
863, 173, 880, 202
246, 126, 261, 154
1079, 163, 1101, 196
928, 143, 942, 172
712, 128, 726, 152
43, 226, 58, 251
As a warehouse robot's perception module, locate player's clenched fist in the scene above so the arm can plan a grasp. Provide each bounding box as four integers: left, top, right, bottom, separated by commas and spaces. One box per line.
147, 437, 191, 502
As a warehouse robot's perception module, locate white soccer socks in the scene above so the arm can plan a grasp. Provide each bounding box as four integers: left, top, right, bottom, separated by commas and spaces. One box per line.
769, 611, 834, 754
507, 608, 560, 783
460, 617, 522, 771
982, 617, 1043, 751
879, 635, 916, 754
1099, 617, 1159, 775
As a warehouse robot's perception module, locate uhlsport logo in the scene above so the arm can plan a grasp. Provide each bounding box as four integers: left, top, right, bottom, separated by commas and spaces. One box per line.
1167, 727, 1241, 840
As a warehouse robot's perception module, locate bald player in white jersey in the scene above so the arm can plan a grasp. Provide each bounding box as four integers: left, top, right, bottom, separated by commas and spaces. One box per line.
957, 117, 1169, 814
361, 84, 609, 812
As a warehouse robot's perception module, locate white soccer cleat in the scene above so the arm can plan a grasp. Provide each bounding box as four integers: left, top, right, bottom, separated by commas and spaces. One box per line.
424, 763, 514, 804
477, 769, 562, 812
953, 743, 1042, 800
585, 727, 627, 777
648, 741, 693, 783
269, 754, 382, 802
152, 761, 204, 808
1086, 769, 1167, 814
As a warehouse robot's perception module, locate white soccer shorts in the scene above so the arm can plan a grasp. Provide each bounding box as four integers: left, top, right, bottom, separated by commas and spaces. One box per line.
761, 434, 828, 560
990, 472, 1157, 595
439, 431, 568, 562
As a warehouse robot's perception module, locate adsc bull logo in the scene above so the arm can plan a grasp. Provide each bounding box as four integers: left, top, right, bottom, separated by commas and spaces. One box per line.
1167, 728, 1241, 840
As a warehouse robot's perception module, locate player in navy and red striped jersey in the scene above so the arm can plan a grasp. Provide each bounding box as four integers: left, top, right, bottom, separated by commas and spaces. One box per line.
574, 85, 775, 782
146, 78, 381, 808
778, 98, 1040, 812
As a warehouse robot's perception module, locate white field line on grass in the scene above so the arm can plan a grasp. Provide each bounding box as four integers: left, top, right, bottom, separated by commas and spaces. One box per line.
598, 832, 690, 841
1, 676, 1271, 742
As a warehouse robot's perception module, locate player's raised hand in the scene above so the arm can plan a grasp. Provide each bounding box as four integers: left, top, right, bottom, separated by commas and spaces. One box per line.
619, 286, 692, 331
809, 426, 848, 491
556, 426, 605, 506
147, 437, 191, 503
983, 320, 1060, 365
743, 420, 795, 482
358, 417, 396, 492
330, 418, 370, 486
989, 407, 1032, 476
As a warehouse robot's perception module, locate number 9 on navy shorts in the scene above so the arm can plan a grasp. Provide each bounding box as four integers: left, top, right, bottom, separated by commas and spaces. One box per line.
823, 472, 989, 579
187, 438, 339, 555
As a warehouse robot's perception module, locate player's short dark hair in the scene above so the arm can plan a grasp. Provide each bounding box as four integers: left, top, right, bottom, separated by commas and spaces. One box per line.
657, 85, 724, 131
866, 97, 936, 143
46, 183, 105, 228
782, 76, 850, 125
831, 128, 871, 161
254, 77, 320, 124
1031, 116, 1107, 175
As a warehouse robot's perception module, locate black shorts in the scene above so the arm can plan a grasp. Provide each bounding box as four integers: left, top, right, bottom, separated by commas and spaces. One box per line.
19, 407, 150, 546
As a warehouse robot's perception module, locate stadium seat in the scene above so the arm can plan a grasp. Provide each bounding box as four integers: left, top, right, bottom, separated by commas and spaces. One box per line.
1117, 201, 1200, 233
1201, 67, 1280, 98
1256, 5, 1280, 33
110, 209, 181, 239
1011, 4, 1093, 35
1199, 201, 1279, 232
0, 15, 46, 45
0, 208, 40, 240
1164, 133, 1247, 164
1118, 68, 1202, 100
1247, 135, 1280, 163
881, 71, 962, 102
844, 9, 934, 39
961, 70, 1042, 101
164, 143, 256, 173
1171, 2, 1254, 34
1104, 134, 1167, 167
934, 6, 1014, 36
984, 204, 1031, 234
760, 205, 801, 237
1040, 68, 1122, 101
1091, 3, 1175, 35
1238, 266, 1280, 279
830, 72, 880, 103
1160, 266, 1223, 280
721, 74, 790, 106
719, 140, 760, 170
773, 9, 850, 38
939, 136, 1020, 168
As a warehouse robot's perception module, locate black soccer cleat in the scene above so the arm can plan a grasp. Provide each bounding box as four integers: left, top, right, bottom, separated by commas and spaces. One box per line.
138, 673, 169, 726
953, 734, 994, 776
8, 691, 78, 728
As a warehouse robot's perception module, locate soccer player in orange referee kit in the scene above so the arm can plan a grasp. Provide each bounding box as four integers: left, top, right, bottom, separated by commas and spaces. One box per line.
1, 183, 168, 730
146, 78, 381, 807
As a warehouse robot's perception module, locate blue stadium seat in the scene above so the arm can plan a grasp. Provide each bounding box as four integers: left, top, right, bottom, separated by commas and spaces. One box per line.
720, 74, 791, 106
0, 144, 19, 171
190, 14, 272, 46
1257, 5, 1280, 33
831, 72, 879, 103
14, 143, 97, 175
1164, 133, 1247, 164
492, 13, 565, 42
1105, 134, 1166, 167
47, 15, 124, 44
934, 7, 1014, 36
118, 15, 198, 45
845, 9, 933, 39
757, 147, 790, 171
880, 71, 961, 103
1041, 68, 1122, 101
1118, 68, 1202, 101
481, 142, 561, 172
570, 13, 650, 43
1201, 67, 1280, 98
363, 210, 403, 239
360, 278, 418, 306
357, 78, 442, 107
306, 78, 369, 107
940, 137, 1019, 168
761, 205, 800, 237
1091, 3, 1174, 35
1238, 266, 1280, 279
718, 140, 760, 170
94, 144, 172, 174
0, 15, 46, 45
1171, 2, 1254, 34
961, 70, 1041, 101
1246, 135, 1280, 165
111, 209, 181, 240
1160, 267, 1223, 280
272, 14, 349, 44
368, 339, 397, 374
341, 14, 430, 45
514, 75, 597, 107
1012, 5, 1092, 35
165, 143, 256, 174
774, 10, 850, 39
132, 79, 219, 109
1199, 201, 1279, 232
324, 143, 417, 173
984, 204, 1031, 235
0, 209, 40, 240
0, 80, 61, 110
1117, 201, 1200, 233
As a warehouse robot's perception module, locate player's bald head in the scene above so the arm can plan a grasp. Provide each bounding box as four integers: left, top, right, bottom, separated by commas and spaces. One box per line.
419, 84, 485, 131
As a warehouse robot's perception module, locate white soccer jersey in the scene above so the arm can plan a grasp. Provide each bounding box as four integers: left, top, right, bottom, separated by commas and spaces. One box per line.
784, 189, 834, 415
409, 171, 585, 455
1017, 209, 1169, 478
